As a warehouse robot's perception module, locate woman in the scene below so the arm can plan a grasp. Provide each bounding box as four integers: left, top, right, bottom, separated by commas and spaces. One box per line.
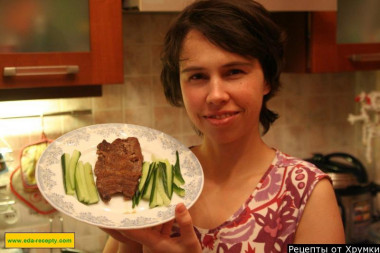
103, 0, 345, 252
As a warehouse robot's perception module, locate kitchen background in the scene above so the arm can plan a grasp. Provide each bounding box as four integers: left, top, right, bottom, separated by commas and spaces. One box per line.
1, 11, 380, 252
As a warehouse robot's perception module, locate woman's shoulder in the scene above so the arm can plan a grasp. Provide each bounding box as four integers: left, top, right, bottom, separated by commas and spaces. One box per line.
266, 150, 331, 196
272, 150, 327, 177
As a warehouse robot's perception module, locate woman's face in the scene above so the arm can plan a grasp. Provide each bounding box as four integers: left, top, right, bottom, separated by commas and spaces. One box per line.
179, 29, 270, 144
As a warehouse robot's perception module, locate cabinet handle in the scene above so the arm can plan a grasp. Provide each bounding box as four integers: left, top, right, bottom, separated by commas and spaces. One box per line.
349, 53, 380, 63
3, 65, 79, 77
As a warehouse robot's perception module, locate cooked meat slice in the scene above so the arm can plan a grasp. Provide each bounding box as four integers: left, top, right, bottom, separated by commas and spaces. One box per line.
94, 137, 143, 201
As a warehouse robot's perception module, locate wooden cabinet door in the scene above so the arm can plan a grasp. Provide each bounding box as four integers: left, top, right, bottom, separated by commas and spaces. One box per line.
0, 0, 123, 89
310, 12, 380, 72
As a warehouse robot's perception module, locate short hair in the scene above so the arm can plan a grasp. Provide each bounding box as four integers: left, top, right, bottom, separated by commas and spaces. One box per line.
161, 0, 286, 134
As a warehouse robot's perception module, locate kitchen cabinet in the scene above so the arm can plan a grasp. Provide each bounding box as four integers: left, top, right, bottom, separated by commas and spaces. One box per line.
123, 0, 336, 12
124, 0, 194, 12
0, 0, 124, 90
309, 12, 380, 72
273, 11, 380, 73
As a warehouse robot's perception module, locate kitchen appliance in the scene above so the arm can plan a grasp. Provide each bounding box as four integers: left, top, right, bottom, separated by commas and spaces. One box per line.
306, 152, 379, 243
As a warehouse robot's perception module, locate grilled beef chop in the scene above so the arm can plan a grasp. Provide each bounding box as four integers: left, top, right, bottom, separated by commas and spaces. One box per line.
94, 137, 143, 202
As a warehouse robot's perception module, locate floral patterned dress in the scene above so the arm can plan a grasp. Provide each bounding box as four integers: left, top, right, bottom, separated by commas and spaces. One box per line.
173, 150, 329, 253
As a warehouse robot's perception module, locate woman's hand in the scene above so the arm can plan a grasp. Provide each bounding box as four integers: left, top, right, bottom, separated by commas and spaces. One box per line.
102, 203, 202, 253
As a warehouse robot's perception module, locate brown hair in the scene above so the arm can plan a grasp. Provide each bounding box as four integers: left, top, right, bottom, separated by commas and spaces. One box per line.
161, 0, 286, 134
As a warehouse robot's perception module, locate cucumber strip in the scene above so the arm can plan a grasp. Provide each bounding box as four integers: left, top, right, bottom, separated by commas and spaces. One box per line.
83, 162, 99, 204
149, 167, 159, 208
139, 163, 153, 202
173, 182, 185, 197
173, 175, 184, 188
138, 162, 150, 192
142, 162, 156, 200
68, 150, 81, 193
157, 165, 170, 206
162, 160, 173, 199
61, 153, 74, 195
173, 151, 185, 185
161, 162, 168, 196
132, 189, 139, 208
75, 161, 89, 203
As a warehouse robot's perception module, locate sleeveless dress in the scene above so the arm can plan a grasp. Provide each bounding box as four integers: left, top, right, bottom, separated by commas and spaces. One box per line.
172, 150, 330, 253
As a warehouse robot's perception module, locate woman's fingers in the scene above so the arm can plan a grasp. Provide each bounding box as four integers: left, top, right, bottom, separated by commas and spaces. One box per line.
161, 218, 175, 235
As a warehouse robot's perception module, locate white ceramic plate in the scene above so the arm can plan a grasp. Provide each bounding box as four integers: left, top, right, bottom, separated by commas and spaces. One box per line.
36, 123, 204, 229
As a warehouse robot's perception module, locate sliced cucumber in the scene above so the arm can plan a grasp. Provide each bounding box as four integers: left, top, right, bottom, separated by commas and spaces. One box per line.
61, 150, 99, 205
132, 189, 139, 208
173, 151, 185, 185
142, 162, 156, 200
173, 182, 185, 197
132, 150, 185, 209
149, 168, 159, 208
61, 153, 74, 195
83, 162, 99, 204
138, 162, 151, 192
157, 165, 170, 206
162, 160, 173, 199
75, 161, 89, 203
74, 161, 99, 205
68, 150, 81, 194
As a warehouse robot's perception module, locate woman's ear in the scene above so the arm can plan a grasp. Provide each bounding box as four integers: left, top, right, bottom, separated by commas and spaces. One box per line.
263, 82, 271, 95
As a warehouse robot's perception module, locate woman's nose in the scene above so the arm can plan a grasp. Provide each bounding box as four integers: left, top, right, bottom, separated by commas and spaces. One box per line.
205, 77, 229, 106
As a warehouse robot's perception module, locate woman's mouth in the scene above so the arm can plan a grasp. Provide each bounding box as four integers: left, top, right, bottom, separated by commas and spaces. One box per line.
207, 112, 238, 119
203, 111, 240, 124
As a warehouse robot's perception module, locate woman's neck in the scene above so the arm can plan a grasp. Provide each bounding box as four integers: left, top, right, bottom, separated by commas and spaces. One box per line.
192, 133, 275, 181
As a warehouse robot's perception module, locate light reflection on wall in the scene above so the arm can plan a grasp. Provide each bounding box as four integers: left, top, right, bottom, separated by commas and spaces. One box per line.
0, 100, 60, 136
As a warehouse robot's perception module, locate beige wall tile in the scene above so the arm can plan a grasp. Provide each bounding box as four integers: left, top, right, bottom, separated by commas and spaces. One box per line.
123, 13, 153, 44
152, 75, 170, 106
59, 98, 91, 111
93, 84, 123, 111
306, 95, 332, 123
330, 95, 356, 123
94, 110, 124, 124
124, 44, 152, 76
153, 105, 182, 136
151, 44, 164, 74
150, 13, 178, 43
280, 125, 311, 158
124, 106, 153, 127
282, 96, 309, 127
61, 114, 93, 133
123, 76, 153, 108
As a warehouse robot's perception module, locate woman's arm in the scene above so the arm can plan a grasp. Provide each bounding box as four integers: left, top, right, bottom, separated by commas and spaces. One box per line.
294, 178, 345, 243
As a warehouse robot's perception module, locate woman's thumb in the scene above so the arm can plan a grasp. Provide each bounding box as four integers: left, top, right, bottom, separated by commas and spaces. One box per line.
175, 203, 195, 235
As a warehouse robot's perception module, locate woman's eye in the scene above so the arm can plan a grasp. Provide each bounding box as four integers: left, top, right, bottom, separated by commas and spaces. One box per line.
189, 73, 205, 81
227, 69, 244, 76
